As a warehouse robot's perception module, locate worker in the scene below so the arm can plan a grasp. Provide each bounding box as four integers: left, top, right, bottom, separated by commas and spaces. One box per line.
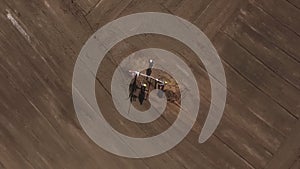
157, 81, 167, 98
149, 59, 154, 68
130, 70, 140, 77
154, 79, 159, 89
129, 74, 138, 102
146, 59, 154, 80
138, 83, 147, 105
158, 81, 167, 90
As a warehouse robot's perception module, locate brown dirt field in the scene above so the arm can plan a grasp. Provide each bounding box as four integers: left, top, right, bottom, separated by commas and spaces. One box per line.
0, 0, 299, 168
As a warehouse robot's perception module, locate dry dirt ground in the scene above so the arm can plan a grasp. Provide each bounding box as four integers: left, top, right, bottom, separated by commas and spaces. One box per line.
0, 0, 300, 169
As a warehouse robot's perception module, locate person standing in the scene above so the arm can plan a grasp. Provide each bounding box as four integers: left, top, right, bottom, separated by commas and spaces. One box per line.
146, 59, 154, 80
129, 72, 139, 102
154, 79, 159, 89
158, 81, 167, 90
139, 83, 147, 105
